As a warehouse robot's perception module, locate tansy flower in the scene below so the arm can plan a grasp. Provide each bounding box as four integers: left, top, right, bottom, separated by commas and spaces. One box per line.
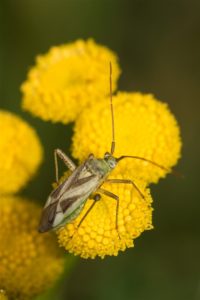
56, 92, 181, 258
57, 173, 153, 259
0, 196, 64, 300
21, 39, 120, 124
0, 110, 43, 195
72, 92, 182, 184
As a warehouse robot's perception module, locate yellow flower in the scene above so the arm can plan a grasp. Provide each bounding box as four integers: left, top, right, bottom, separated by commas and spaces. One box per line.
21, 39, 120, 124
56, 91, 181, 258
57, 174, 153, 259
72, 92, 182, 184
0, 196, 64, 300
0, 110, 43, 195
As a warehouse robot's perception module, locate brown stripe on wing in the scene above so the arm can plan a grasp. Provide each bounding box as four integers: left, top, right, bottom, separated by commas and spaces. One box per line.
70, 174, 96, 188
38, 201, 58, 232
60, 195, 81, 213
60, 175, 98, 213
51, 180, 67, 198
50, 164, 90, 200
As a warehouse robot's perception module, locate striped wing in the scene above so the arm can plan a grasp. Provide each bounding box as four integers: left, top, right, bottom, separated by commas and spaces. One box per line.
39, 162, 100, 232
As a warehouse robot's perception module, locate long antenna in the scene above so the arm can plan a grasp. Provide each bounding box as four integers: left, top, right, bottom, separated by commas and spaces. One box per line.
110, 62, 115, 155
117, 155, 168, 171
116, 155, 183, 178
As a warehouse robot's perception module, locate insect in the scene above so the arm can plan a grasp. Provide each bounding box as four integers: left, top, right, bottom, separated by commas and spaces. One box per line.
38, 63, 167, 234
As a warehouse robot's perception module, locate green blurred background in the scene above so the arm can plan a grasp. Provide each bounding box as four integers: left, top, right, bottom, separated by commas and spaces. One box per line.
1, 0, 200, 299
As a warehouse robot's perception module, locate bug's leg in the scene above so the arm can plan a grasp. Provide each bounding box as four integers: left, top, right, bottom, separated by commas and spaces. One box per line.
77, 194, 101, 228
54, 148, 76, 183
69, 194, 100, 240
97, 188, 120, 239
105, 178, 145, 200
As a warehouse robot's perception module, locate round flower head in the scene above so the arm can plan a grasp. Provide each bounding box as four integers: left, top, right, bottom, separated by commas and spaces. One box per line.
0, 110, 43, 195
57, 174, 153, 259
21, 39, 120, 124
72, 92, 182, 184
0, 196, 64, 300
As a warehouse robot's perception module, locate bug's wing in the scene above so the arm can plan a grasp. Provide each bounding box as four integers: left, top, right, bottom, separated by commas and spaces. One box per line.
39, 163, 100, 232
54, 170, 100, 225
39, 163, 86, 232
45, 163, 86, 208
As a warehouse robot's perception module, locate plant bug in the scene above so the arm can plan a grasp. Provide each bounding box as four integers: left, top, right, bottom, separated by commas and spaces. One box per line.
38, 63, 168, 234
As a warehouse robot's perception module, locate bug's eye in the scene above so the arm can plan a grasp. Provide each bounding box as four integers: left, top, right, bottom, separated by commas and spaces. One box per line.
104, 152, 110, 159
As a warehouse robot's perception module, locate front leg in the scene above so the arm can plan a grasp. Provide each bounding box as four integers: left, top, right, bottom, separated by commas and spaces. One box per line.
76, 193, 101, 228
97, 188, 120, 238
54, 148, 76, 183
105, 178, 145, 200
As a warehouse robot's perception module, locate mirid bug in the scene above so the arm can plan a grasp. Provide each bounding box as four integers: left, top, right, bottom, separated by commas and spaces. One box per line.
38, 63, 168, 234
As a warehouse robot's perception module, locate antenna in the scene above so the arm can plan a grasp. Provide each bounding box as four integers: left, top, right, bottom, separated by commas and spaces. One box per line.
110, 62, 115, 155
116, 155, 183, 178
117, 155, 168, 171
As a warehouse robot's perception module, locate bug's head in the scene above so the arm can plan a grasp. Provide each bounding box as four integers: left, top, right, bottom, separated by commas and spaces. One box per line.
104, 152, 117, 169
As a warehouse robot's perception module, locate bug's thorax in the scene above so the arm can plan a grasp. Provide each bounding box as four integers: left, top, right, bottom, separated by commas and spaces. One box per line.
85, 154, 117, 180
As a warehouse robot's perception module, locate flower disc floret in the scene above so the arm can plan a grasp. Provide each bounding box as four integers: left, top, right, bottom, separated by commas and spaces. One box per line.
72, 92, 182, 183
21, 39, 120, 124
57, 174, 153, 259
0, 110, 43, 195
0, 196, 64, 300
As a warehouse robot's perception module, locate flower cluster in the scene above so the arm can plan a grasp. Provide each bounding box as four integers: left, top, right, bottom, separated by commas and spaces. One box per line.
21, 39, 182, 259
0, 196, 64, 300
0, 111, 65, 299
